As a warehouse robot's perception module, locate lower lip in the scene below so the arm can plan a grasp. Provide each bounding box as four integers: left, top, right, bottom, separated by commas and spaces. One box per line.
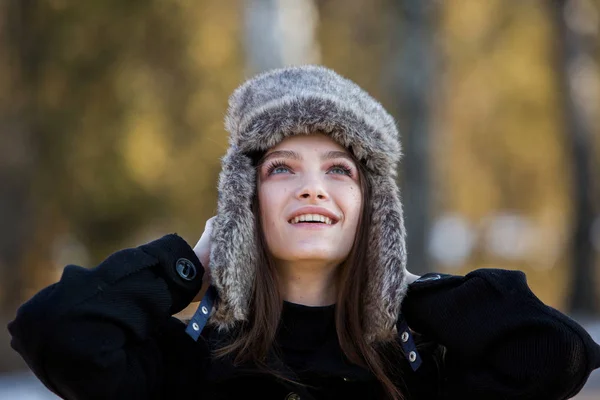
289, 222, 336, 229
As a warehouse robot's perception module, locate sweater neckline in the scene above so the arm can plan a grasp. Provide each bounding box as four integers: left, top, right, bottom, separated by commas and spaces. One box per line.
282, 300, 336, 311
277, 300, 337, 352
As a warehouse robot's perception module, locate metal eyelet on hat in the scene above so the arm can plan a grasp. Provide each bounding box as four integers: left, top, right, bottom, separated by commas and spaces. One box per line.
401, 331, 410, 343
409, 351, 417, 362
201, 306, 209, 315
192, 322, 200, 331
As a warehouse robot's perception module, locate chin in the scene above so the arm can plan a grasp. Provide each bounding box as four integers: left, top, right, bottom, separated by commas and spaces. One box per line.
276, 248, 339, 262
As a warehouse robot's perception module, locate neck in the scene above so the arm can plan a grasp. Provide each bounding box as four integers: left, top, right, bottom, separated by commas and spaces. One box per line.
275, 260, 339, 306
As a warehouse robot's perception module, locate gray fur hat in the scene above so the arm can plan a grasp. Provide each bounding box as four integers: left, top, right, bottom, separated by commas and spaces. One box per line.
208, 65, 407, 343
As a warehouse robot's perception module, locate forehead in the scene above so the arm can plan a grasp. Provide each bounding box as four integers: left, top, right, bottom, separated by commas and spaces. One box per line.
265, 134, 348, 154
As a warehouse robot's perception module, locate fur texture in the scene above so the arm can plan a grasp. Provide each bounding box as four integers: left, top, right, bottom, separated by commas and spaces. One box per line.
208, 65, 407, 342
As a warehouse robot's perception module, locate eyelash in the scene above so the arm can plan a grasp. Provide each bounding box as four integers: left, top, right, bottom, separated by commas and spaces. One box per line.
265, 161, 353, 177
330, 163, 354, 176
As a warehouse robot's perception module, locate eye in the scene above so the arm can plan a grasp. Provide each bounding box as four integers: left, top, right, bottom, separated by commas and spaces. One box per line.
265, 160, 292, 176
328, 162, 353, 177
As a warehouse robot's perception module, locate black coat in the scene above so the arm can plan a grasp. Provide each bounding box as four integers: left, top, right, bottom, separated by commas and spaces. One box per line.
8, 234, 600, 399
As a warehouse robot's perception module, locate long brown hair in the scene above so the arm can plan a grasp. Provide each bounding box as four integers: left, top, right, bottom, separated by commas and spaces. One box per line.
214, 149, 405, 399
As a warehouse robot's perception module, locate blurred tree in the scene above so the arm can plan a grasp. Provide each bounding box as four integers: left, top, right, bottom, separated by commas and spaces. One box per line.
551, 0, 599, 316
244, 0, 320, 74
317, 0, 390, 105
245, 0, 282, 72
435, 0, 573, 306
0, 0, 37, 314
386, 0, 437, 275
0, 0, 242, 310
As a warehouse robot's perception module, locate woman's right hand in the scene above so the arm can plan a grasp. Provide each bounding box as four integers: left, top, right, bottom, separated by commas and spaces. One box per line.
192, 216, 216, 302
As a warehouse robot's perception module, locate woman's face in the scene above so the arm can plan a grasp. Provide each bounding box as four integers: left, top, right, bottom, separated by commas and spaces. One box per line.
257, 134, 362, 268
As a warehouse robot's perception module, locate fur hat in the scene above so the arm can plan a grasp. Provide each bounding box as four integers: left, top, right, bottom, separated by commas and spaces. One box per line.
208, 65, 407, 343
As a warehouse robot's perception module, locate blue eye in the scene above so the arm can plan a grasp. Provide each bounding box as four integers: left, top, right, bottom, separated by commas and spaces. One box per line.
264, 161, 353, 177
266, 161, 291, 175
328, 163, 353, 177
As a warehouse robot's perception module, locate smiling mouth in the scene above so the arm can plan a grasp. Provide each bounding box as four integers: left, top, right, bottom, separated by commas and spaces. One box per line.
288, 215, 337, 225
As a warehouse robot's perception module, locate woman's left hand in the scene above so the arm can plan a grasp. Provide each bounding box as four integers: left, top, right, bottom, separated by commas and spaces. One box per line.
191, 216, 216, 302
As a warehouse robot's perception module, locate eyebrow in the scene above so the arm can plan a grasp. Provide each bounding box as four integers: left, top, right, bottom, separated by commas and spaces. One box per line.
257, 150, 355, 167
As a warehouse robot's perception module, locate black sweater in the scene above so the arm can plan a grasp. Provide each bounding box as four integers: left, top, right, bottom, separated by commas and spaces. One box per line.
8, 234, 600, 399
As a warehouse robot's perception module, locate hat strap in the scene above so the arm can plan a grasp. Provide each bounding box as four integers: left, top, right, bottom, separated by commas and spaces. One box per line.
185, 285, 217, 341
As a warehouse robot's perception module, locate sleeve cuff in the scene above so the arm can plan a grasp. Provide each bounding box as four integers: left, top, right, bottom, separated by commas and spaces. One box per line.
139, 234, 205, 314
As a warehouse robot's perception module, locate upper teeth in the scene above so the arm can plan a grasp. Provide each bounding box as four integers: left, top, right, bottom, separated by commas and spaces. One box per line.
290, 214, 333, 225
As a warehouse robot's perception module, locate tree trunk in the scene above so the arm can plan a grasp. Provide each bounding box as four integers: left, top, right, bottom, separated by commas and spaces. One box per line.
0, 0, 37, 314
387, 0, 436, 275
551, 0, 599, 316
244, 0, 319, 74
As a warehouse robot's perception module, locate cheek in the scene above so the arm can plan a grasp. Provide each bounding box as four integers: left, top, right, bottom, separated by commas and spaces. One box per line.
338, 184, 362, 224
258, 188, 271, 224
258, 184, 285, 225
347, 185, 362, 214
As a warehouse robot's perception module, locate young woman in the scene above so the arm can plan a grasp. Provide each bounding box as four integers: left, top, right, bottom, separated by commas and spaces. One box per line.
8, 66, 600, 400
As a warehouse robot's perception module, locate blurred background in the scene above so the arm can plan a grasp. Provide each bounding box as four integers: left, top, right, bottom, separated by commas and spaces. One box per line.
1, 0, 599, 398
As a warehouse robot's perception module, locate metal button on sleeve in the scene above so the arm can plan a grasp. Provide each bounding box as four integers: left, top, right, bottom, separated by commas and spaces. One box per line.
409, 351, 417, 362
401, 331, 410, 343
175, 258, 197, 281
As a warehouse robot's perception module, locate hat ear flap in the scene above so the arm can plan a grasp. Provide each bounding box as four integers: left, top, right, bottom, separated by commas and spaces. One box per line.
209, 148, 258, 327
363, 174, 408, 342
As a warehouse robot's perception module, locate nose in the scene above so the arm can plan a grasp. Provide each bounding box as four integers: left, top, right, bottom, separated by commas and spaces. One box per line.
296, 174, 329, 201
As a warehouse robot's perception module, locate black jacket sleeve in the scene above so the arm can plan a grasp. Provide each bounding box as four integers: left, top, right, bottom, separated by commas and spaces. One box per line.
402, 268, 600, 400
7, 234, 209, 400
